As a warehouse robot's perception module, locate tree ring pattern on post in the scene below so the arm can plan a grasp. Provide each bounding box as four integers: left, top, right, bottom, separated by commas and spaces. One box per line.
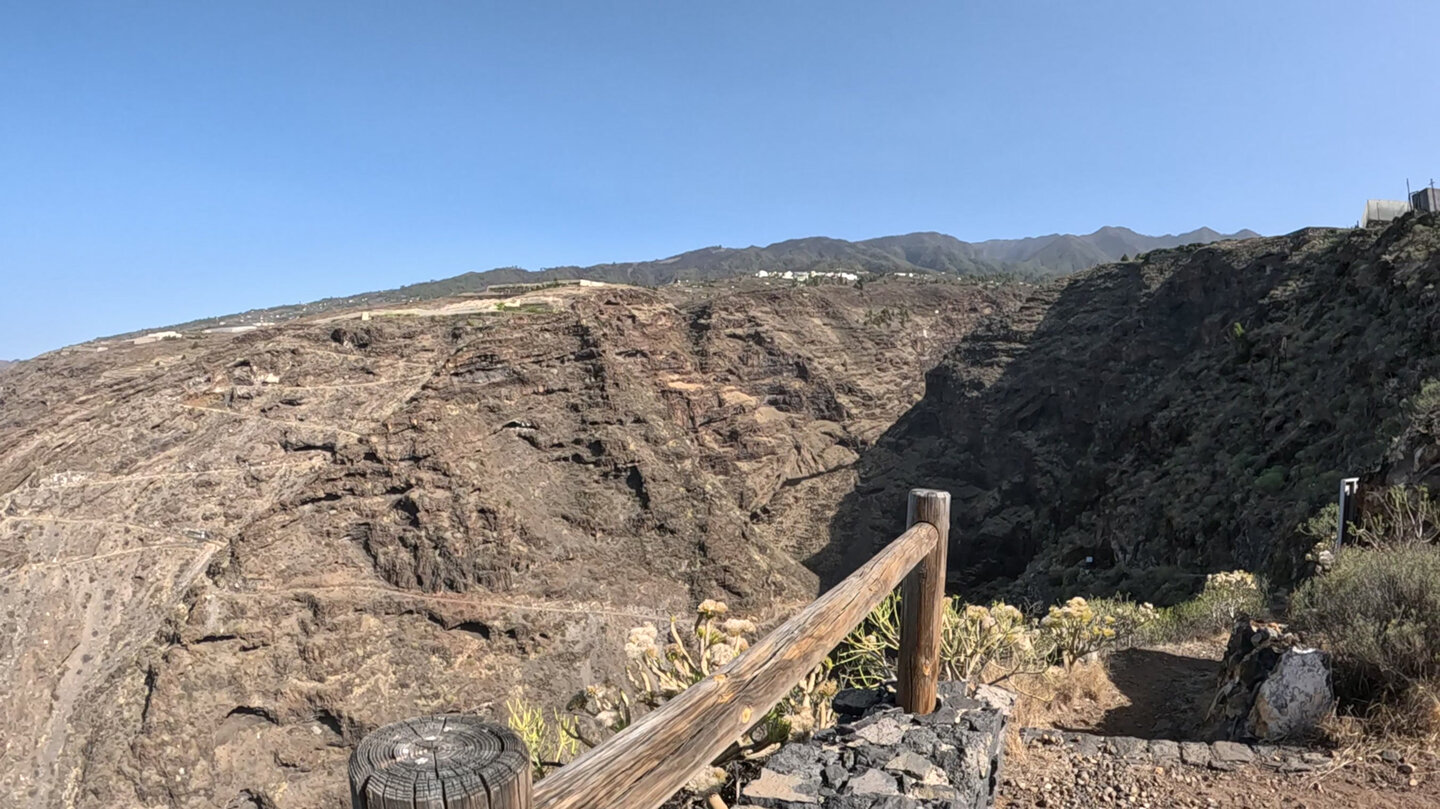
349, 714, 530, 808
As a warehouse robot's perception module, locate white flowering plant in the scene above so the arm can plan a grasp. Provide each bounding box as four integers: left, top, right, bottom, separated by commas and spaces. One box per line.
567, 598, 838, 769
621, 599, 755, 708
1189, 570, 1265, 630
943, 601, 1038, 685
1040, 596, 1118, 668
837, 593, 1045, 691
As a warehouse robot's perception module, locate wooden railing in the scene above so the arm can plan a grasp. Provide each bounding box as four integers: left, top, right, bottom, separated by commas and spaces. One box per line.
348, 489, 951, 809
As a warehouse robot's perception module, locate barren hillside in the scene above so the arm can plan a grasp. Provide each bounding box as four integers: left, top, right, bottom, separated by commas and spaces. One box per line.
0, 278, 1021, 808
832, 213, 1440, 605
9, 215, 1437, 808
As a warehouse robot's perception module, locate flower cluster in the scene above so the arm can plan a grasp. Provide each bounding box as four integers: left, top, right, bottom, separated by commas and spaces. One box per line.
623, 624, 660, 661
1194, 569, 1266, 627
1207, 570, 1258, 590
943, 600, 1035, 684
1306, 541, 1336, 574
1041, 596, 1118, 668
1090, 599, 1159, 648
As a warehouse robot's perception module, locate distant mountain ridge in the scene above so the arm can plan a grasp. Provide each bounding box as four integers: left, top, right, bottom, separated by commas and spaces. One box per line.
518, 225, 1260, 286
967, 226, 1262, 275
112, 225, 1259, 340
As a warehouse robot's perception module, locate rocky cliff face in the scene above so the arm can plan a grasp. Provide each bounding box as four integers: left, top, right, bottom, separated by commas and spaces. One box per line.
0, 278, 1021, 808
7, 215, 1438, 809
830, 214, 1440, 604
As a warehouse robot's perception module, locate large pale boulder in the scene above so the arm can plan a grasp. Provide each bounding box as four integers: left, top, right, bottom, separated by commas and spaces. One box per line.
1250, 648, 1335, 740
1211, 620, 1335, 741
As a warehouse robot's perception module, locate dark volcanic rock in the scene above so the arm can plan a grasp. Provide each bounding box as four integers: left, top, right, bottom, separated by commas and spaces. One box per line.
830, 213, 1440, 603
742, 682, 1009, 809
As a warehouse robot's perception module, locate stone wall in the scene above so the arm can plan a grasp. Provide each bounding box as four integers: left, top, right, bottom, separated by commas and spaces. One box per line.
737, 682, 1009, 808
1019, 729, 1335, 773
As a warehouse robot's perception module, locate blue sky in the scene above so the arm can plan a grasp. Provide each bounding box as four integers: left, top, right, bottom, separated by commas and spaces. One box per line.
1, 1, 1436, 359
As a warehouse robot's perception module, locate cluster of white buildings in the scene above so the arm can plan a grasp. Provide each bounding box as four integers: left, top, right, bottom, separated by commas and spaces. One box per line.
754, 269, 861, 282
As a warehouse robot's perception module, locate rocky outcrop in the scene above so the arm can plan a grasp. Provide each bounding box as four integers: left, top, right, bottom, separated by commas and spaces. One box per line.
831, 213, 1440, 603
1211, 620, 1334, 741
740, 682, 1009, 809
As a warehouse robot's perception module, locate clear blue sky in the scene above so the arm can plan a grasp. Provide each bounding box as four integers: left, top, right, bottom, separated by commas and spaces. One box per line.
2, 1, 1435, 359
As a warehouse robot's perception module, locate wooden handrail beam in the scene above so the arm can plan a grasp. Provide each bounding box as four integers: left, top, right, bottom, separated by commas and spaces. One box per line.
898, 488, 950, 714
531, 519, 943, 809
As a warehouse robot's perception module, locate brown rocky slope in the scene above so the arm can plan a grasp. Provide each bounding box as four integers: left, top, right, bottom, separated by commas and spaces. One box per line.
0, 278, 1021, 808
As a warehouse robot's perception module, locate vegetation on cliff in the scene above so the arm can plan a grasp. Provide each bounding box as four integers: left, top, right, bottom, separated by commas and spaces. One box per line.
832, 212, 1440, 607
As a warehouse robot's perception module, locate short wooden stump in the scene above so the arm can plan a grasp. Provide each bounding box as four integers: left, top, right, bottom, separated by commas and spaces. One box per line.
348, 715, 531, 808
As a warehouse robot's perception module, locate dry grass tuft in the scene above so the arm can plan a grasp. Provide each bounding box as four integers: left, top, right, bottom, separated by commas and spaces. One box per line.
1303, 679, 1440, 788
1001, 659, 1125, 757
1045, 659, 1119, 708
1321, 680, 1440, 751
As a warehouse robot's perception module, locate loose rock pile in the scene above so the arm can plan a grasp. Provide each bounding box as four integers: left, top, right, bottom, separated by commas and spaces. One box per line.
737, 682, 1009, 808
1210, 620, 1334, 741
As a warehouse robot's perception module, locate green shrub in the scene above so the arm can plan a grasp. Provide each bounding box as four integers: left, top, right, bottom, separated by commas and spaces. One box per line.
837, 593, 1044, 688
1085, 597, 1159, 648
1405, 377, 1440, 418
1041, 597, 1120, 668
1254, 466, 1287, 493
1291, 544, 1440, 699
1299, 485, 1440, 566
506, 697, 580, 777
1299, 501, 1341, 546
834, 591, 901, 688
1144, 570, 1267, 643
1351, 485, 1440, 548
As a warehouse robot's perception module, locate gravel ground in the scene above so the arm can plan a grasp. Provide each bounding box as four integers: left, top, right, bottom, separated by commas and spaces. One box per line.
1000, 743, 1439, 809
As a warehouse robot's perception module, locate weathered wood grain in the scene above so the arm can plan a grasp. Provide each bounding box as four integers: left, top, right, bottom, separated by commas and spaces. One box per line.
349, 715, 531, 808
898, 488, 951, 714
531, 519, 943, 809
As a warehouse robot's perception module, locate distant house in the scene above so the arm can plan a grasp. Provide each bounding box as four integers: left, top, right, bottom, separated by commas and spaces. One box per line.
1413, 187, 1440, 214
1362, 199, 1411, 227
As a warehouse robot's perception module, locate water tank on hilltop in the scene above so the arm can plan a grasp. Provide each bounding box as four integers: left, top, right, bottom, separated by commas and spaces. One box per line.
1363, 199, 1410, 227
1412, 186, 1440, 213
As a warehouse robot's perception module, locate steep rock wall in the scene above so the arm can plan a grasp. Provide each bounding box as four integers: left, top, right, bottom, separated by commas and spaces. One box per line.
829, 214, 1440, 604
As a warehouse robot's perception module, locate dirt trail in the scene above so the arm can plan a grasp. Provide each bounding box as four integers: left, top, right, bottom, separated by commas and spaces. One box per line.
1078, 641, 1226, 740
1001, 744, 1440, 808
1002, 639, 1438, 808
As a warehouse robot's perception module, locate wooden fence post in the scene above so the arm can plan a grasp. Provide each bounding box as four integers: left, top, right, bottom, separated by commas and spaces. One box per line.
898, 488, 950, 714
349, 715, 531, 809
